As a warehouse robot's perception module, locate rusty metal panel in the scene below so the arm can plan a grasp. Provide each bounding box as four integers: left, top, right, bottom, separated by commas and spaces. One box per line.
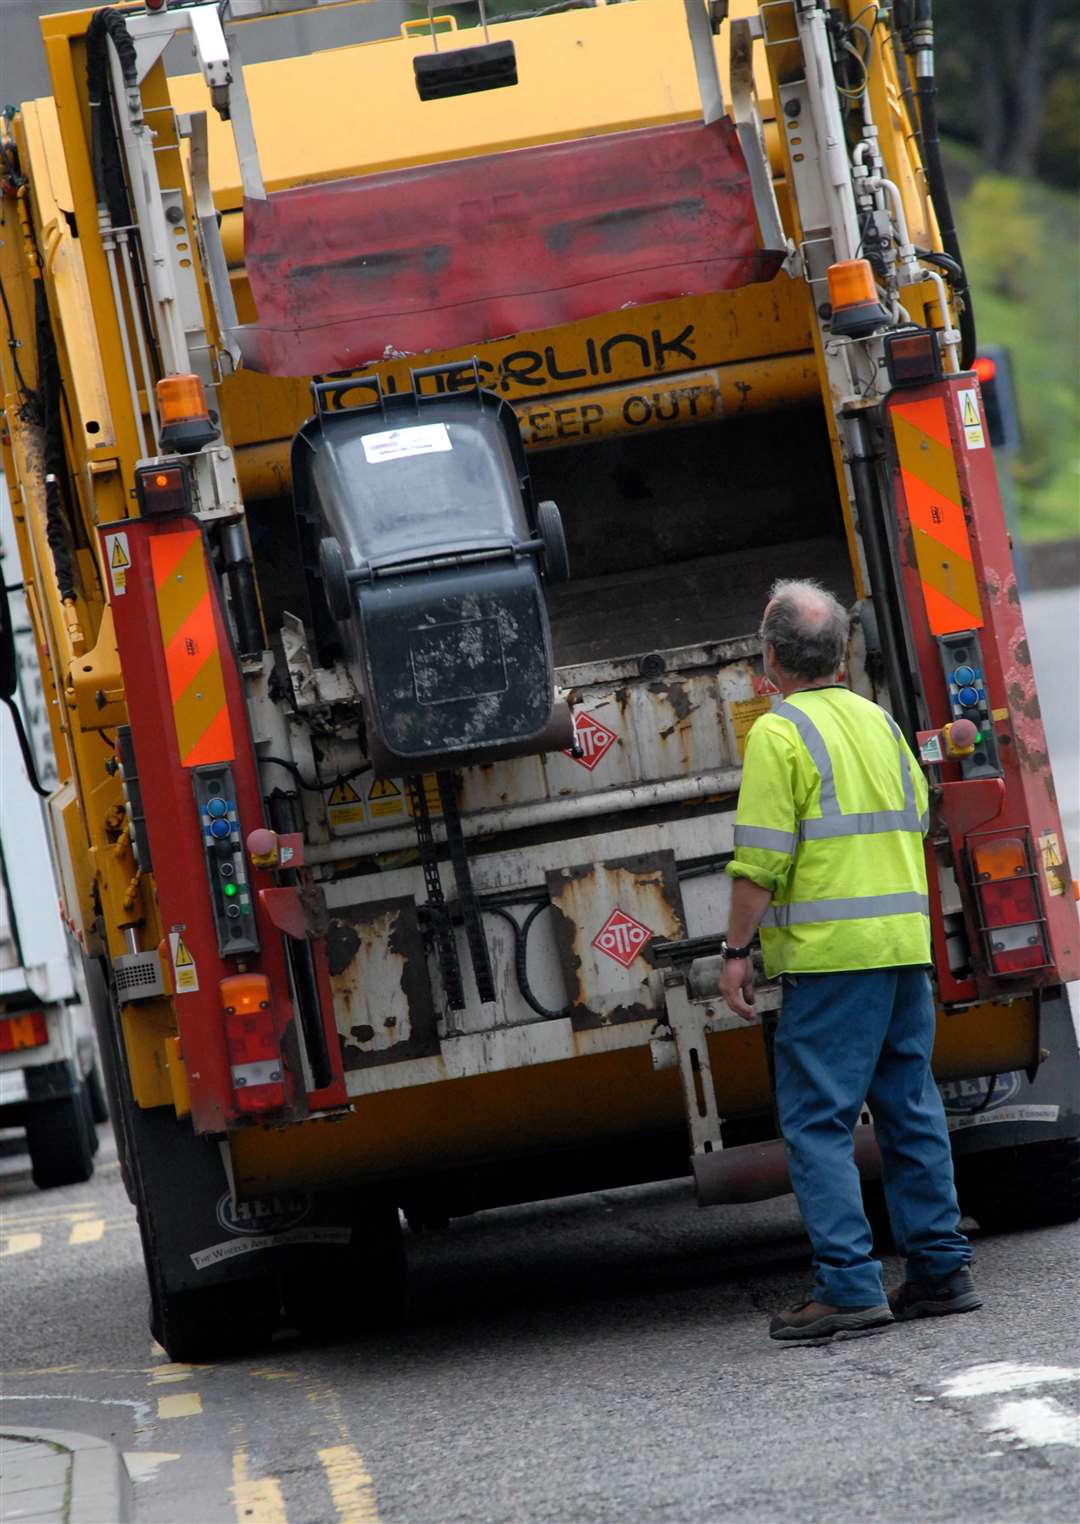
547, 850, 686, 1030
325, 897, 438, 1069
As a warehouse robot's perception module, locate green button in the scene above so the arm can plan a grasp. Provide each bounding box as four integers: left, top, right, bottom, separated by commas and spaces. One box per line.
223, 882, 238, 898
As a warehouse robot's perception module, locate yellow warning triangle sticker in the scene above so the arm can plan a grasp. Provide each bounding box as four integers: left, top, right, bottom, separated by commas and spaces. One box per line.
111, 537, 131, 569
961, 393, 980, 427
369, 778, 401, 800
174, 935, 194, 967
328, 779, 361, 806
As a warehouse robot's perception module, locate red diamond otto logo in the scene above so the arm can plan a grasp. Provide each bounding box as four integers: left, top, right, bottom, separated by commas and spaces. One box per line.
592, 908, 653, 969
566, 711, 618, 771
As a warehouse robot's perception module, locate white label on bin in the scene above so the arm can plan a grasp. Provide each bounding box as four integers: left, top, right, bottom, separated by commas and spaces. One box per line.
361, 423, 452, 464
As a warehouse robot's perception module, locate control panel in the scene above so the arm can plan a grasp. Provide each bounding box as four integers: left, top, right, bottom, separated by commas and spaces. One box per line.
937, 632, 1001, 780
193, 765, 260, 956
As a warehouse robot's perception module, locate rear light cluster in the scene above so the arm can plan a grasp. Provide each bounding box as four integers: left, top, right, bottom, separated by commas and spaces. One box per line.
970, 833, 1049, 976
220, 974, 286, 1115
0, 1011, 48, 1053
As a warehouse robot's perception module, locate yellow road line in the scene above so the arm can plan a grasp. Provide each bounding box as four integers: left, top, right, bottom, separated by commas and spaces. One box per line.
0, 1232, 42, 1257
319, 1445, 381, 1524
157, 1392, 203, 1419
231, 1447, 289, 1524
68, 1219, 106, 1246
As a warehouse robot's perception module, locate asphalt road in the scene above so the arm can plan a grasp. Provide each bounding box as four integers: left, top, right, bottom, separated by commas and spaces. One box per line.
2, 586, 1078, 1524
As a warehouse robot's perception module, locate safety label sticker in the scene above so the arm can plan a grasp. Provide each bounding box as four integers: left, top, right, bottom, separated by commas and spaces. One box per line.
565, 711, 618, 771
1039, 829, 1067, 896
592, 907, 653, 969
327, 778, 365, 827
947, 1104, 1059, 1132
105, 532, 131, 596
190, 1225, 351, 1271
958, 388, 986, 450
367, 776, 406, 821
169, 931, 199, 994
919, 732, 944, 764
730, 696, 772, 758
361, 422, 452, 464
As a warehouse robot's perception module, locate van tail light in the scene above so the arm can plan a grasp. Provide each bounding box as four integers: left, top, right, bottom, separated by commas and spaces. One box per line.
220, 974, 286, 1114
969, 833, 1049, 976
0, 1011, 48, 1053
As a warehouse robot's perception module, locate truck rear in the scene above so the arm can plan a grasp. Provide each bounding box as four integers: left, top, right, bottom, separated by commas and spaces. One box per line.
0, 0, 1075, 1357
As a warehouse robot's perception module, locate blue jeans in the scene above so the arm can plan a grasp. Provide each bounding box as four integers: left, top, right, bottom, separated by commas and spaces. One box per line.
774, 966, 971, 1307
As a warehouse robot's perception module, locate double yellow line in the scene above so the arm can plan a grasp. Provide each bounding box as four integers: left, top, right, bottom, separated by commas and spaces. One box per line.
232, 1443, 381, 1524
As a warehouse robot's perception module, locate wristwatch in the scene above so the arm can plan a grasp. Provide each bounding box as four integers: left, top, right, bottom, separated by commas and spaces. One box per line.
721, 939, 753, 960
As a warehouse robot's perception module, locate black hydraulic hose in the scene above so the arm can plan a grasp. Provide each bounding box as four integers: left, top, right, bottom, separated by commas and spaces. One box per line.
2, 695, 50, 797
842, 407, 922, 746
86, 8, 136, 225
916, 76, 976, 369
268, 791, 332, 1092
33, 283, 77, 604
484, 903, 571, 1020
899, 1, 977, 369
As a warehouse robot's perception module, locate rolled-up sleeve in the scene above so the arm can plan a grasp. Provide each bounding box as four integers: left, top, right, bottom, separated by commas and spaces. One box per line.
726, 716, 798, 897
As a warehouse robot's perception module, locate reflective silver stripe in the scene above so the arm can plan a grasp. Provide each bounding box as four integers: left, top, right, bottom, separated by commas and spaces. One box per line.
774, 699, 922, 840
733, 825, 798, 854
761, 892, 930, 928
919, 809, 930, 835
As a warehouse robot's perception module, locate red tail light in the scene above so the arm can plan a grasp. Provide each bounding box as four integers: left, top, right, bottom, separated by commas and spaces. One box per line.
970, 834, 1048, 976
0, 1011, 48, 1053
220, 974, 286, 1114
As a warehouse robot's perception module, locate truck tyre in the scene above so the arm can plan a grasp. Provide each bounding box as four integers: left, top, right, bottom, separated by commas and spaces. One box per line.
27, 1091, 96, 1190
282, 1203, 405, 1341
957, 1137, 1080, 1234
86, 1059, 110, 1125
152, 1276, 280, 1364
82, 955, 136, 1203
537, 500, 570, 584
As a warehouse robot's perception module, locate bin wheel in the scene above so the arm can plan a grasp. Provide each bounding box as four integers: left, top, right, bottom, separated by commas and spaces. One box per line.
957, 1136, 1080, 1233
537, 500, 570, 584
319, 536, 352, 621
27, 1091, 96, 1190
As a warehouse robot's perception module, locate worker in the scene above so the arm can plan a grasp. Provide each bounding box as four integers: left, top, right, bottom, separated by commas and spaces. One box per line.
720, 579, 979, 1343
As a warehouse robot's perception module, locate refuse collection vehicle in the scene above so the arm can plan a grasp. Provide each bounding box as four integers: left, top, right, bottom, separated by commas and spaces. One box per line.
0, 0, 1076, 1358
1, 478, 106, 1187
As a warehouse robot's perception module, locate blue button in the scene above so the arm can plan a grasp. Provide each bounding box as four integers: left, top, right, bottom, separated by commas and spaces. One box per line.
953, 666, 976, 686
207, 797, 228, 818
209, 818, 232, 840
957, 686, 980, 708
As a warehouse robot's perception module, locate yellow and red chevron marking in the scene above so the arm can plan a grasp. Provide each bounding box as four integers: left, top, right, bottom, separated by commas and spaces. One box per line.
150, 529, 235, 768
891, 396, 983, 635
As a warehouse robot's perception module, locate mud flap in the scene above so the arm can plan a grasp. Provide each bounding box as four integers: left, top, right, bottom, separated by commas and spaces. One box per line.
124, 1104, 385, 1301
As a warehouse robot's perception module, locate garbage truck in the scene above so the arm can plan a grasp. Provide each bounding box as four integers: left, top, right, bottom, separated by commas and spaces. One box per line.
0, 0, 1076, 1357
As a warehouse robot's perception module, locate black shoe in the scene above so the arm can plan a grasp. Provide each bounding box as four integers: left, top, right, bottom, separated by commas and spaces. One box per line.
888, 1266, 981, 1321
769, 1298, 894, 1343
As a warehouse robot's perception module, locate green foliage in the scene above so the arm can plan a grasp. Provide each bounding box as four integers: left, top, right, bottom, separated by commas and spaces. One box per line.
953, 152, 1080, 542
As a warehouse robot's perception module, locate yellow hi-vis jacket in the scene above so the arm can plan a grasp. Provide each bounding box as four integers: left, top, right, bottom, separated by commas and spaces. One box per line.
726, 686, 931, 977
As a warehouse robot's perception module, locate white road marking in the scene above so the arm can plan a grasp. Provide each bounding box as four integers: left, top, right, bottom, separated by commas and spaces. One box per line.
68, 1219, 105, 1245
231, 1447, 288, 1524
984, 1397, 1080, 1449
941, 1361, 1080, 1399
0, 1232, 41, 1257
123, 1451, 181, 1483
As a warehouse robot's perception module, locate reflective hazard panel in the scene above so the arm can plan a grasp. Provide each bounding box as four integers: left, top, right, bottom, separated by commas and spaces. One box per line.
890, 396, 984, 636
150, 530, 236, 767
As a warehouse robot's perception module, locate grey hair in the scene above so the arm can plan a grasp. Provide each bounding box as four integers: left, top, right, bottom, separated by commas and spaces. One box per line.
760, 578, 850, 680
